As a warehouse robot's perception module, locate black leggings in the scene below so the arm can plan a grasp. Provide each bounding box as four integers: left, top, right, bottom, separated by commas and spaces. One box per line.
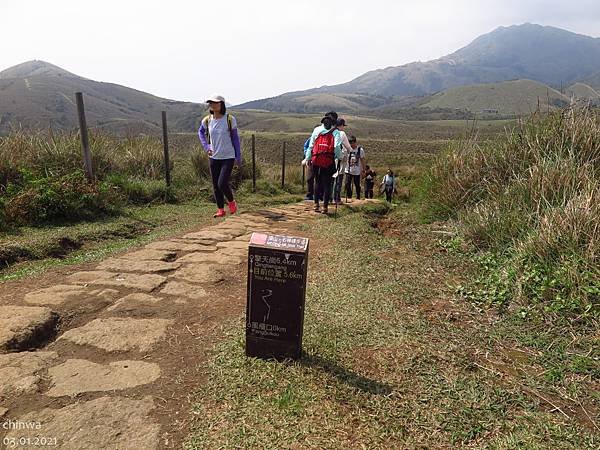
210, 158, 234, 208
314, 164, 335, 208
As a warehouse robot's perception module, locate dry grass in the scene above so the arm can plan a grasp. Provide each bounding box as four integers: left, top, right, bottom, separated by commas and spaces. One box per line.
425, 107, 600, 318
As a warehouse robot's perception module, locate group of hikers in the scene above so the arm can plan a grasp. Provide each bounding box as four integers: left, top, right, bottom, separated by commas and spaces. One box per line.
301, 110, 397, 214
198, 95, 397, 217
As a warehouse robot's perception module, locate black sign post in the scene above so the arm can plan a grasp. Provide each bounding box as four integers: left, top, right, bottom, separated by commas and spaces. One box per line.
246, 233, 309, 360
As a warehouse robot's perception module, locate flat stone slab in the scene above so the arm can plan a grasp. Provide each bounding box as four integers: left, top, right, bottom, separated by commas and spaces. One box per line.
119, 249, 176, 261
97, 258, 181, 273
145, 240, 217, 252
0, 407, 7, 417
5, 396, 159, 450
172, 237, 216, 246
24, 285, 86, 306
47, 359, 161, 397
160, 281, 207, 300
217, 247, 247, 258
59, 318, 172, 352
24, 286, 119, 306
176, 251, 243, 265
171, 264, 225, 285
234, 233, 253, 242
182, 230, 233, 241
106, 293, 161, 313
0, 306, 58, 353
66, 271, 166, 292
217, 240, 249, 250
0, 351, 58, 396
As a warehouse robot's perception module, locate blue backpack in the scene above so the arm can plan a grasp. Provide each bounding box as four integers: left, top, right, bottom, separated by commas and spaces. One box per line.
303, 137, 311, 158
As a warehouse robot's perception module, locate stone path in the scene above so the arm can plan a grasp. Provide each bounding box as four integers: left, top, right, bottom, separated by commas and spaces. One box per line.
0, 202, 334, 449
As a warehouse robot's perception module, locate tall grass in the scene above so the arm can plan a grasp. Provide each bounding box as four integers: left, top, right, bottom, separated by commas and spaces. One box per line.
425, 108, 599, 320
0, 130, 176, 227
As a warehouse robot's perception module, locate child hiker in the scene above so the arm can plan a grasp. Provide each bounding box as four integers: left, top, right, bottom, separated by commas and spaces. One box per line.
198, 94, 241, 218
364, 165, 376, 199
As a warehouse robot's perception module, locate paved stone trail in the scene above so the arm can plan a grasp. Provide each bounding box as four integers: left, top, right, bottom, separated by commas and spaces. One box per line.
0, 202, 344, 449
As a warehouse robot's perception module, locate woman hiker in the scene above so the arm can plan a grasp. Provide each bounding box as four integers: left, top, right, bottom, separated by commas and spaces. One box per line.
198, 94, 241, 218
380, 169, 397, 203
303, 112, 342, 214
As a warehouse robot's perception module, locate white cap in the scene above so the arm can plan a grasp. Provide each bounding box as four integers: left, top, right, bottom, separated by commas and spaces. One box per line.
206, 93, 225, 103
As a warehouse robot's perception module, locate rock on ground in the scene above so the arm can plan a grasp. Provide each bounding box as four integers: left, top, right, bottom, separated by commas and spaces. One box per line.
59, 317, 172, 352
106, 293, 161, 313
118, 249, 177, 261
170, 264, 225, 285
24, 286, 119, 307
4, 396, 160, 450
0, 351, 58, 396
0, 306, 58, 352
47, 359, 161, 397
97, 258, 181, 274
160, 281, 207, 300
176, 251, 243, 265
66, 271, 166, 292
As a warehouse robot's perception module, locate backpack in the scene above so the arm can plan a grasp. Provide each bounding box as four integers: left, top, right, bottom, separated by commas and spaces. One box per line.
202, 114, 233, 145
311, 130, 335, 168
347, 147, 363, 170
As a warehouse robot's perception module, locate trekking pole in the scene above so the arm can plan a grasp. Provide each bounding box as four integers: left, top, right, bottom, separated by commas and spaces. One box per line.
334, 160, 339, 220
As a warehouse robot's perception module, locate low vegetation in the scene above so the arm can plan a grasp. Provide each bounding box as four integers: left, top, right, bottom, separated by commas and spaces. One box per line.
187, 204, 598, 448
424, 107, 599, 322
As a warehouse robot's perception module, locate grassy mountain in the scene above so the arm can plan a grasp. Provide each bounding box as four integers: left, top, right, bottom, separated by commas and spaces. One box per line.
580, 72, 600, 90
238, 24, 600, 112
422, 79, 570, 115
0, 60, 203, 134
566, 83, 600, 103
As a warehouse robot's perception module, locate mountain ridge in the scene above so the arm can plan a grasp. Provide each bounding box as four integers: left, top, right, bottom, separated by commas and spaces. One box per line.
237, 23, 600, 111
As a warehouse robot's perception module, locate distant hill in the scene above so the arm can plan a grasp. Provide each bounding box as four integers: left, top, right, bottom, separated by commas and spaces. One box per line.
422, 80, 570, 115
238, 24, 600, 113
566, 83, 600, 103
0, 60, 203, 134
580, 72, 600, 90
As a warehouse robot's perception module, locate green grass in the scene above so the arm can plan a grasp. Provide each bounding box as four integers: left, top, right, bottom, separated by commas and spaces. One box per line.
424, 108, 600, 321
186, 204, 599, 449
0, 191, 302, 281
423, 79, 569, 115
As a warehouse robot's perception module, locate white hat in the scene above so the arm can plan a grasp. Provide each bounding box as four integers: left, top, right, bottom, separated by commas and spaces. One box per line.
206, 93, 225, 103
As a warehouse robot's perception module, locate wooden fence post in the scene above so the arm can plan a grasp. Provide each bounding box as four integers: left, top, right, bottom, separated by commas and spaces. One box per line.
281, 141, 286, 189
161, 111, 171, 187
252, 134, 256, 192
75, 92, 93, 182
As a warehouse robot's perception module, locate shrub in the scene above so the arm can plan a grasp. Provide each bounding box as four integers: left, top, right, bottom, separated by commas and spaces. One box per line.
426, 108, 600, 319
3, 171, 122, 225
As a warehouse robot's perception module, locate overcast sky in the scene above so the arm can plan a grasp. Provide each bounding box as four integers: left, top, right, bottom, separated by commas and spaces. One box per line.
1, 0, 599, 104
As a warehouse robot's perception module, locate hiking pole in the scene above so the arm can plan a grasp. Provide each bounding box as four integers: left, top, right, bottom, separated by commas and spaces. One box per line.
334, 160, 340, 220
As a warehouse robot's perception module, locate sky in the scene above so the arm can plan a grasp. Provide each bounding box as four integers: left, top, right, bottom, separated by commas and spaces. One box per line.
1, 0, 599, 104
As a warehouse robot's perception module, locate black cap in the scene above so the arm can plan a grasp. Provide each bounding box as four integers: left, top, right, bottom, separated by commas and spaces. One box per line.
336, 118, 346, 127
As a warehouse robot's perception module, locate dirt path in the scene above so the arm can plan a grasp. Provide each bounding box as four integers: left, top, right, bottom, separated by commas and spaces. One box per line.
0, 202, 324, 449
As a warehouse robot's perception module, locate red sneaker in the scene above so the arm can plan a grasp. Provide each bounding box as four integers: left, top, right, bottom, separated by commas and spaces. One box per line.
227, 200, 238, 214
213, 208, 226, 218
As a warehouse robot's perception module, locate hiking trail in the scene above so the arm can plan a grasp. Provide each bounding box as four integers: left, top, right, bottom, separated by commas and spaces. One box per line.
0, 201, 332, 449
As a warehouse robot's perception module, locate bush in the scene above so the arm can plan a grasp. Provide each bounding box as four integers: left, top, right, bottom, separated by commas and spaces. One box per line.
106, 174, 175, 205
426, 108, 600, 319
3, 171, 122, 225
